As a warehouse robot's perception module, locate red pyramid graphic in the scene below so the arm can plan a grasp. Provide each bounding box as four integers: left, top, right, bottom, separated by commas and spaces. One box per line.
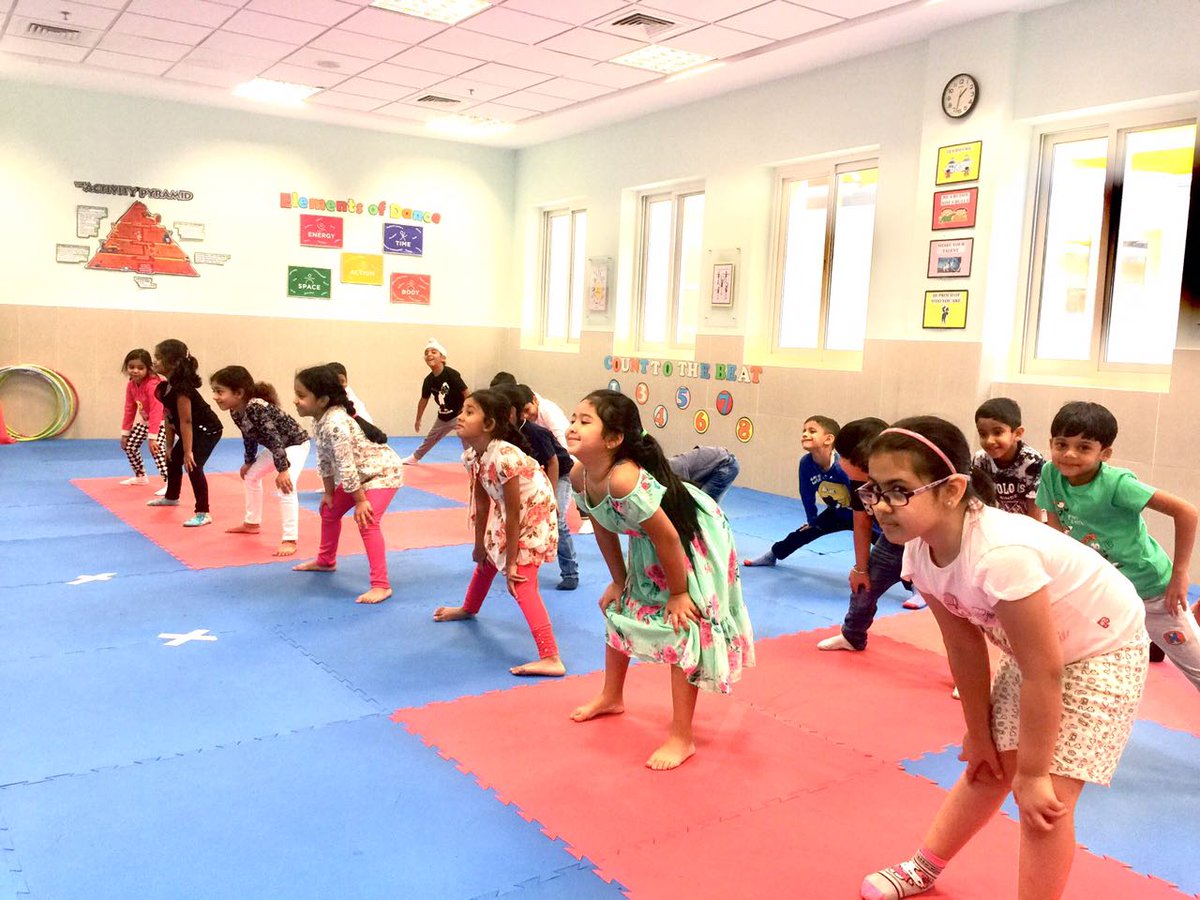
86, 201, 199, 277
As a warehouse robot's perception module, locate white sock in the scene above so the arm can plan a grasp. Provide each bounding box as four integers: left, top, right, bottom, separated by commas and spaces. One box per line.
861, 848, 945, 900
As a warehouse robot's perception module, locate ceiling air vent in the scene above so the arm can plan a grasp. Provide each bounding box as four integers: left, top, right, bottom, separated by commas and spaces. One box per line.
25, 21, 84, 43
416, 95, 462, 106
609, 12, 676, 40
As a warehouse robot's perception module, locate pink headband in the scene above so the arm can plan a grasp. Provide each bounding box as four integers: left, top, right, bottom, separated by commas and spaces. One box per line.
880, 427, 959, 476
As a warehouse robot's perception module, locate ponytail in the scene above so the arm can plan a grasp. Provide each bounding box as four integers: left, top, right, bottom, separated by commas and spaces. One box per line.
155, 339, 201, 389
470, 389, 535, 457
210, 366, 280, 407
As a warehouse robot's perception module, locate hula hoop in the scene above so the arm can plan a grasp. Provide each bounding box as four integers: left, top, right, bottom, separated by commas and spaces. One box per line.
0, 364, 80, 441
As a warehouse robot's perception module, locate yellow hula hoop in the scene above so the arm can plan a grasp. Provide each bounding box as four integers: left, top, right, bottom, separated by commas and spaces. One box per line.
0, 365, 80, 441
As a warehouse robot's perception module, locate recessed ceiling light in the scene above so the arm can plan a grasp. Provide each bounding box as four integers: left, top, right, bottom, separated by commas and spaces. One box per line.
610, 45, 714, 75
233, 78, 321, 106
666, 61, 725, 82
426, 114, 513, 137
369, 0, 490, 25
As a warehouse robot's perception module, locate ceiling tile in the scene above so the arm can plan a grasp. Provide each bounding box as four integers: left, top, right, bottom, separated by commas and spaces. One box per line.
125, 0, 236, 28
308, 29, 408, 60
664, 23, 773, 57
166, 61, 249, 86
581, 59, 662, 87
221, 9, 327, 42
359, 60, 444, 87
283, 45, 375, 76
85, 48, 173, 75
111, 12, 214, 44
14, 0, 119, 29
421, 27, 525, 60
184, 45, 269, 73
260, 60, 347, 87
332, 75, 413, 100
459, 7, 571, 44
646, 0, 766, 21
97, 32, 194, 62
51, 0, 126, 7
374, 101, 436, 123
526, 76, 613, 101
502, 0, 629, 26
338, 7, 446, 42
0, 34, 90, 62
494, 89, 575, 112
492, 44, 600, 78
465, 101, 539, 122
307, 89, 387, 110
537, 27, 644, 61
801, 0, 908, 16
245, 0, 359, 26
198, 29, 297, 60
387, 45, 482, 76
464, 62, 552, 89
424, 75, 512, 102
720, 1, 840, 39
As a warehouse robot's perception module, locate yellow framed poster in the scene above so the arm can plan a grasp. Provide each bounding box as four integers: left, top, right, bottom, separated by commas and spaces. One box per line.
935, 140, 982, 185
924, 290, 969, 329
340, 252, 383, 285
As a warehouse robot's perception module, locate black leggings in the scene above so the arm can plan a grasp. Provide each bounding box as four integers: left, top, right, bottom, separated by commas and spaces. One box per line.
165, 427, 221, 513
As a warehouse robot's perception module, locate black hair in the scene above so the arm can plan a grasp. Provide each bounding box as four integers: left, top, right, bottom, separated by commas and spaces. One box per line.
582, 389, 702, 555
295, 364, 389, 444
122, 348, 152, 374
154, 339, 201, 390
469, 389, 534, 457
975, 397, 1022, 429
1050, 401, 1117, 447
489, 371, 517, 387
869, 415, 996, 507
491, 384, 527, 423
832, 417, 888, 468
513, 384, 536, 407
805, 414, 841, 436
210, 365, 280, 406
326, 361, 347, 379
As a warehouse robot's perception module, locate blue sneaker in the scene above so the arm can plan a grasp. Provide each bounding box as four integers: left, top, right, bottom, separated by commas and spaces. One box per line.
182, 513, 212, 527
147, 497, 180, 507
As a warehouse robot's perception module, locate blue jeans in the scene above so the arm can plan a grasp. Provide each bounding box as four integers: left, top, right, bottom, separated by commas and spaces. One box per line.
555, 474, 578, 579
694, 456, 740, 503
841, 535, 905, 650
772, 504, 853, 559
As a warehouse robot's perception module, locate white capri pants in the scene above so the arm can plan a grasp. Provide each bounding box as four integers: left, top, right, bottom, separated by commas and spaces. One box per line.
244, 442, 310, 541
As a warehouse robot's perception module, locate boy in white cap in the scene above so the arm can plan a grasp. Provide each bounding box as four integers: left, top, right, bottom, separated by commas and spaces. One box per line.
402, 338, 469, 465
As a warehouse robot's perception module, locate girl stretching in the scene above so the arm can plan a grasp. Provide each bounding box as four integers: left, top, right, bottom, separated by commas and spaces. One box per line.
210, 366, 311, 558
858, 417, 1147, 900
433, 389, 565, 677
291, 365, 403, 604
146, 340, 222, 527
118, 348, 167, 487
567, 390, 755, 770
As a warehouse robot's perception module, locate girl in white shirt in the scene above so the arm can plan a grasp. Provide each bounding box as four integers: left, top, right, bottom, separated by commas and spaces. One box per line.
858, 417, 1147, 900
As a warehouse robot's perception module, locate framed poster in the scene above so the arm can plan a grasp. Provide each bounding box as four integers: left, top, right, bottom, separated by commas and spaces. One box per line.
923, 290, 969, 329
931, 187, 978, 230
711, 263, 734, 307
340, 252, 383, 285
587, 257, 609, 312
935, 141, 982, 185
383, 223, 423, 256
287, 265, 332, 299
390, 272, 431, 304
927, 238, 973, 277
300, 214, 343, 248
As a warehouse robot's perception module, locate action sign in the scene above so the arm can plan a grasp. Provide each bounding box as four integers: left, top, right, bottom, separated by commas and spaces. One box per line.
288, 266, 331, 299
390, 273, 431, 304
300, 214, 343, 248
383, 223, 423, 256
341, 253, 383, 286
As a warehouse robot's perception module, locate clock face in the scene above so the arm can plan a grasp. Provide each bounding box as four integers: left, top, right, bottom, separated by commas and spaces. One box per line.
942, 73, 978, 119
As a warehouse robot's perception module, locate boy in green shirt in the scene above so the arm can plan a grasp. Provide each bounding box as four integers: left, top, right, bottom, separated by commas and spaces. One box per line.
1036, 401, 1200, 690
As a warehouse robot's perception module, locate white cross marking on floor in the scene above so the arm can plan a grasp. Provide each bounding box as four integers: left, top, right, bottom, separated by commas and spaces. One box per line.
67, 572, 117, 586
158, 629, 218, 647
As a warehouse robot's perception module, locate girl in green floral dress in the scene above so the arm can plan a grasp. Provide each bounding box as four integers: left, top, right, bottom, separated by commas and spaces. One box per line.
566, 390, 755, 770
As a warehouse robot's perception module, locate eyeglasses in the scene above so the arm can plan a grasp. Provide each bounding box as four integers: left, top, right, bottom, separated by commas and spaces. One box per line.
856, 474, 958, 510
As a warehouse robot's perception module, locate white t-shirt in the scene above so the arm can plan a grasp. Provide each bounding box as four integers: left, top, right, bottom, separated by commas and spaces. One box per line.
535, 393, 569, 447
902, 505, 1144, 663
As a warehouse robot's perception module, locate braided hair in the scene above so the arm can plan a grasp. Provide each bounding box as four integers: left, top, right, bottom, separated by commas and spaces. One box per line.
294, 364, 388, 444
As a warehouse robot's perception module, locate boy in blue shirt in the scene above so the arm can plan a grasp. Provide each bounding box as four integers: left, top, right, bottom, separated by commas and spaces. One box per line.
745, 415, 853, 567
1036, 401, 1200, 689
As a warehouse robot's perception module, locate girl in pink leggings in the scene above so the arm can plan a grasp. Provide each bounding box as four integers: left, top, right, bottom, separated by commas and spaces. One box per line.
292, 364, 403, 604
433, 389, 565, 677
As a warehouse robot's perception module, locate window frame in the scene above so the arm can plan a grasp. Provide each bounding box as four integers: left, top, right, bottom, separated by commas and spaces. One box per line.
538, 205, 588, 348
634, 184, 705, 353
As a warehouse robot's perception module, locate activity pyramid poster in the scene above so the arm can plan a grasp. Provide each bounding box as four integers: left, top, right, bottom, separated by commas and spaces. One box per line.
86, 201, 198, 277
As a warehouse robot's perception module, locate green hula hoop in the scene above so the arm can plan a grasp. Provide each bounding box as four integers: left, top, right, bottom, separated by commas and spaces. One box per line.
0, 364, 80, 441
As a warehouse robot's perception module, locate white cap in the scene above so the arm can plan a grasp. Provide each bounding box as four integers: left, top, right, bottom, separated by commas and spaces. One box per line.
423, 337, 447, 356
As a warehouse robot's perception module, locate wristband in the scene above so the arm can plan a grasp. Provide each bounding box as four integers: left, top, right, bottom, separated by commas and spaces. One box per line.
851, 565, 866, 575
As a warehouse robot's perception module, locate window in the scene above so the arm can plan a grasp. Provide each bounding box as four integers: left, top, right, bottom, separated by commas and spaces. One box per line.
636, 187, 705, 350
773, 158, 879, 354
540, 207, 587, 344
1026, 114, 1196, 374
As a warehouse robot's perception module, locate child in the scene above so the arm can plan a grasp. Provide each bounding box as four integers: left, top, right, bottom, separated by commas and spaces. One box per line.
118, 348, 167, 487
401, 338, 467, 465
433, 389, 565, 675
1037, 401, 1200, 690
973, 398, 1044, 518
567, 389, 755, 770
818, 417, 923, 652
497, 383, 580, 591
859, 417, 1148, 900
327, 361, 374, 424
745, 415, 851, 566
668, 446, 740, 503
291, 365, 403, 604
210, 366, 311, 558
145, 339, 223, 527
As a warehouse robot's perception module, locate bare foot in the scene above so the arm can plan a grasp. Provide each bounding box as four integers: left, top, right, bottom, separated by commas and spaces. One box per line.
645, 735, 696, 771
356, 587, 392, 604
433, 605, 475, 622
226, 522, 261, 534
293, 559, 335, 573
273, 541, 298, 558
511, 656, 566, 677
570, 693, 625, 722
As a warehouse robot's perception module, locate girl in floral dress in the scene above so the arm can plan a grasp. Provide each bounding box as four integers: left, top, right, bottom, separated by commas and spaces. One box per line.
433, 389, 565, 678
566, 390, 754, 770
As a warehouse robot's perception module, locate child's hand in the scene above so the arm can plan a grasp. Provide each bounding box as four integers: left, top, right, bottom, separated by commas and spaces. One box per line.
320, 492, 334, 511
414, 417, 422, 433
849, 568, 871, 595
958, 730, 1003, 784
1012, 773, 1067, 832
598, 581, 622, 613
184, 451, 196, 472
472, 544, 487, 565
275, 471, 294, 494
239, 463, 251, 479
148, 439, 161, 456
505, 563, 526, 597
354, 499, 375, 528
1164, 572, 1189, 615
666, 592, 702, 633
120, 435, 129, 450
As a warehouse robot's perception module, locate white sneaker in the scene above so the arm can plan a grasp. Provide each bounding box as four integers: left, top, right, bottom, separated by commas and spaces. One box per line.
400, 454, 419, 465
578, 519, 594, 535
817, 633, 859, 651
120, 475, 149, 485
154, 485, 168, 496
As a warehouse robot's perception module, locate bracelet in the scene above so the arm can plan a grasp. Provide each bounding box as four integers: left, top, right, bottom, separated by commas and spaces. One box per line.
850, 566, 866, 575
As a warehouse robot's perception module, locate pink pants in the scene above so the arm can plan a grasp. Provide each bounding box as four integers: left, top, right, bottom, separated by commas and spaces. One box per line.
316, 486, 397, 589
463, 561, 559, 659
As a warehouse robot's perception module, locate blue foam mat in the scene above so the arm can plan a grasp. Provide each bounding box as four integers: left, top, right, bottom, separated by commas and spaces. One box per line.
0, 531, 184, 588
0, 501, 129, 540
0, 715, 608, 900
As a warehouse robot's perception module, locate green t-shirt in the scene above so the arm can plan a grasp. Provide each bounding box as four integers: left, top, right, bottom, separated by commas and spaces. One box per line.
1035, 462, 1170, 598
